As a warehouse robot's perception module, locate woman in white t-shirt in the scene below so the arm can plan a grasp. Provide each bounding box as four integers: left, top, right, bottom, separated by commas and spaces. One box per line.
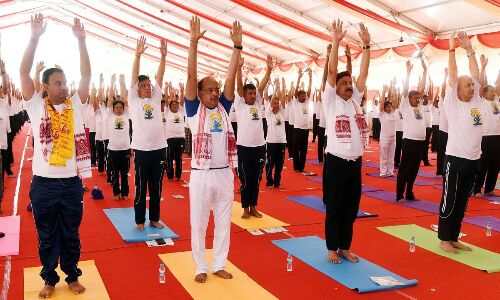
265, 81, 287, 188
379, 101, 397, 177
165, 99, 186, 180
0, 99, 11, 178
107, 76, 131, 200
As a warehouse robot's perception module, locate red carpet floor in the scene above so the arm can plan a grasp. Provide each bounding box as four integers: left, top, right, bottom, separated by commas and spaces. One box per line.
1, 125, 498, 299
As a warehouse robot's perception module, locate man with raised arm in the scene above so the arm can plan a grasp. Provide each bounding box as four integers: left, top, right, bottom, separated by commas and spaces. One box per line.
19, 14, 91, 298
235, 54, 273, 218
185, 16, 240, 283
129, 36, 167, 231
396, 59, 427, 202
438, 32, 485, 253
322, 20, 370, 263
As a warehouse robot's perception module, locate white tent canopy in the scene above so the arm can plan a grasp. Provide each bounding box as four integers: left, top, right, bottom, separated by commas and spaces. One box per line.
1, 0, 499, 89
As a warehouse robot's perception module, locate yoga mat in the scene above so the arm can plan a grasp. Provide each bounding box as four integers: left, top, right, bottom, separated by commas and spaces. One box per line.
363, 162, 439, 179
285, 196, 378, 218
159, 250, 278, 300
362, 161, 380, 169
304, 177, 381, 193
378, 224, 500, 273
0, 215, 20, 256
231, 201, 289, 230
103, 208, 179, 242
306, 158, 321, 165
484, 194, 500, 201
365, 172, 436, 186
24, 260, 110, 299
272, 236, 418, 293
464, 216, 499, 232
363, 190, 439, 214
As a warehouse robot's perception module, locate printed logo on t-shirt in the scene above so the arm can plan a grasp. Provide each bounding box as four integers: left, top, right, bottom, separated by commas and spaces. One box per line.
115, 117, 125, 130
209, 112, 223, 133
275, 115, 282, 125
398, 111, 403, 120
492, 102, 499, 115
413, 107, 423, 120
143, 104, 154, 120
302, 105, 308, 114
471, 108, 482, 126
250, 107, 260, 120
173, 114, 180, 123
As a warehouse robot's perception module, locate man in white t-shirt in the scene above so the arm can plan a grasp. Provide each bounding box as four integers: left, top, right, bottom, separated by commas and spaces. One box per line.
473, 55, 500, 198
396, 59, 427, 202
322, 20, 371, 264
371, 99, 380, 141
19, 14, 91, 297
185, 16, 240, 284
438, 31, 485, 253
129, 36, 167, 231
436, 70, 449, 176
234, 55, 272, 218
292, 68, 312, 172
421, 93, 433, 166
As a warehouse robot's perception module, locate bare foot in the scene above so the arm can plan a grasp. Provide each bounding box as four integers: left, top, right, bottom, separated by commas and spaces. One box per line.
194, 273, 207, 283
38, 285, 55, 299
327, 250, 340, 263
150, 221, 164, 229
122, 196, 129, 200
451, 241, 472, 251
136, 224, 145, 231
474, 193, 484, 198
440, 241, 458, 254
113, 195, 120, 201
213, 270, 233, 279
249, 207, 262, 218
68, 281, 86, 295
339, 249, 359, 262
241, 208, 250, 219
397, 198, 407, 203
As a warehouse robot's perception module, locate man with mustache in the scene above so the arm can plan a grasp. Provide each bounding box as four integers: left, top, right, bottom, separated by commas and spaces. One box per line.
19, 14, 91, 298
185, 16, 240, 283
438, 31, 485, 253
396, 59, 427, 202
322, 20, 371, 263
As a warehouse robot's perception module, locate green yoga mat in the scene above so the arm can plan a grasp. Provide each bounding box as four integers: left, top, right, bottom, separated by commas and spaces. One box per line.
378, 224, 500, 273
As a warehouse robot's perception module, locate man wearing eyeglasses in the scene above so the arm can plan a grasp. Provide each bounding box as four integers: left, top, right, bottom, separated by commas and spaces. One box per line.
185, 16, 241, 284
129, 36, 167, 231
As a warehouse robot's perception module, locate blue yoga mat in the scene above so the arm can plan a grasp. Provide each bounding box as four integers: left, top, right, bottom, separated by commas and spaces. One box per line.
362, 190, 439, 214
286, 196, 378, 218
104, 208, 179, 242
306, 177, 323, 183
272, 236, 418, 293
365, 172, 436, 186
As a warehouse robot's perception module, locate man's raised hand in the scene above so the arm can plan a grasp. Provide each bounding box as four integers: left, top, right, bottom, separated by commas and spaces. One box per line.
30, 13, 46, 40
189, 16, 206, 43
230, 20, 242, 46
135, 36, 148, 57
331, 19, 346, 44
72, 18, 86, 41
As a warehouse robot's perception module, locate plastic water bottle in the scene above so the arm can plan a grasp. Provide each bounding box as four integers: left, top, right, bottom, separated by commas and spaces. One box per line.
159, 263, 166, 284
286, 253, 293, 272
486, 222, 492, 237
409, 236, 416, 252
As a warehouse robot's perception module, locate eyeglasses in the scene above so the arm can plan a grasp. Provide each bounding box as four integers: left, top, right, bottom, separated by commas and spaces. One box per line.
201, 88, 220, 94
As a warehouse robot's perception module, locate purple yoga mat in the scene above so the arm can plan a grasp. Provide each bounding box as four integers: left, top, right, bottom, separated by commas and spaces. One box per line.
463, 216, 499, 232
362, 162, 440, 179
365, 172, 436, 186
434, 185, 499, 202
306, 159, 322, 165
362, 190, 439, 214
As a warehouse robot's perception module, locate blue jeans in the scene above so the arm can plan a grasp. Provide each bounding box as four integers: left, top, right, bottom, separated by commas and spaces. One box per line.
30, 175, 83, 286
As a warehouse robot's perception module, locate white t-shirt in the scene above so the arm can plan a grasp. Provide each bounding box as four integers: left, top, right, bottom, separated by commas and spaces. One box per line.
25, 93, 83, 178
401, 97, 426, 140
0, 101, 11, 149
380, 111, 397, 140
287, 101, 295, 125
261, 101, 267, 120
313, 101, 320, 116
323, 82, 364, 160
95, 108, 104, 141
85, 104, 96, 132
164, 107, 186, 139
265, 105, 286, 143
431, 105, 440, 126
480, 98, 500, 136
229, 105, 237, 122
107, 108, 131, 151
444, 80, 483, 160
128, 82, 166, 151
423, 104, 432, 128
372, 102, 380, 118
394, 108, 403, 132
318, 101, 326, 128
283, 104, 290, 122
100, 104, 110, 140
291, 97, 310, 130
438, 99, 448, 132
185, 94, 233, 169
234, 95, 265, 147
